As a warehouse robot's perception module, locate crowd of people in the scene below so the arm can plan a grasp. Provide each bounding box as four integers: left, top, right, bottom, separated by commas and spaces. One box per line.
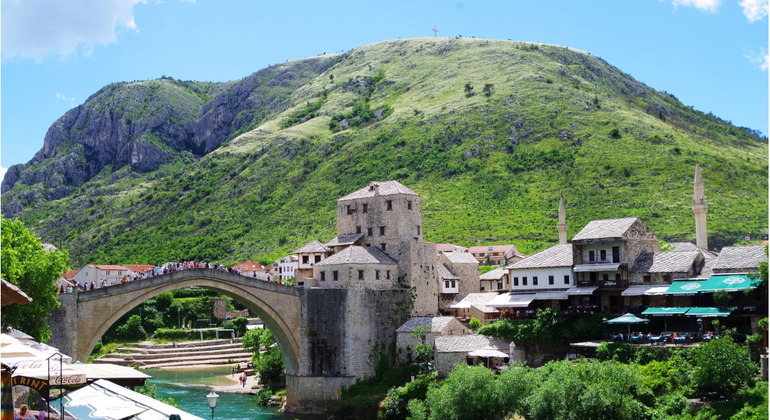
56, 260, 290, 293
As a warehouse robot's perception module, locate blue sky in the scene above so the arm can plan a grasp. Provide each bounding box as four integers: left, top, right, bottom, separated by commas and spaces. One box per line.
1, 0, 767, 177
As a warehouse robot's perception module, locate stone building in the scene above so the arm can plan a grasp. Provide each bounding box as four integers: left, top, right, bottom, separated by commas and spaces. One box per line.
571, 217, 659, 313
395, 316, 469, 363
293, 240, 332, 286
433, 335, 510, 377
305, 181, 438, 315
437, 252, 480, 311
479, 267, 508, 293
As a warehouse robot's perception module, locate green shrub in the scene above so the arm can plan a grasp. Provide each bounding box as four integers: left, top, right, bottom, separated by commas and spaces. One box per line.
691, 336, 757, 398
115, 315, 146, 342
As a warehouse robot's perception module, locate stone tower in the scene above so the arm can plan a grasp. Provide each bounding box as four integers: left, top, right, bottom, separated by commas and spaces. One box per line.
692, 164, 709, 250
558, 197, 568, 245
333, 181, 438, 315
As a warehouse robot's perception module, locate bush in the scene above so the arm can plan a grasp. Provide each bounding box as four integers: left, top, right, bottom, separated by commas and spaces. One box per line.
468, 317, 482, 331
596, 342, 636, 363
222, 316, 249, 335
691, 336, 757, 398
256, 347, 284, 388
115, 315, 146, 342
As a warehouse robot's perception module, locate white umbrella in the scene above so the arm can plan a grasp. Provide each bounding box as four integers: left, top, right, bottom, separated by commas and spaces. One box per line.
0, 343, 42, 360
0, 335, 21, 348
468, 347, 510, 358
5, 330, 33, 342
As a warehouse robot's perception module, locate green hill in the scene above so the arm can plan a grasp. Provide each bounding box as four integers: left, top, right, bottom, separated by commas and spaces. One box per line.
2, 38, 767, 266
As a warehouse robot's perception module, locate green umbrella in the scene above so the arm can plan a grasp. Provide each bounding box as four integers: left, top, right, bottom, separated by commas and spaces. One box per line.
606, 313, 648, 336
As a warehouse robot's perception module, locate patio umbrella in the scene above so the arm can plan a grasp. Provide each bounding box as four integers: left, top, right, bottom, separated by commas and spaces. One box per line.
0, 343, 43, 361
4, 330, 33, 342
11, 358, 86, 398
468, 346, 510, 359
0, 280, 31, 306
606, 313, 647, 336
0, 335, 21, 348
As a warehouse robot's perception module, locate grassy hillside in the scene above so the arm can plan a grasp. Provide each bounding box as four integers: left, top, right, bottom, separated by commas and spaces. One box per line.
6, 38, 767, 266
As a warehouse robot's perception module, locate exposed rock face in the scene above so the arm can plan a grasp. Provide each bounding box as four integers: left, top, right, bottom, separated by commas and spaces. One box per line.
1, 56, 338, 215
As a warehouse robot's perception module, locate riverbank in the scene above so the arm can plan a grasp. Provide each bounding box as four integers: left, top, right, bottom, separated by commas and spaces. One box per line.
159, 364, 259, 394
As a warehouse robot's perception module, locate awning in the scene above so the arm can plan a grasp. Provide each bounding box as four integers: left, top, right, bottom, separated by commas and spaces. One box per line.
11, 358, 86, 396
488, 294, 534, 308
701, 274, 762, 293
63, 379, 204, 420
663, 280, 708, 295
642, 307, 689, 316
566, 286, 598, 296
573, 263, 620, 272
685, 307, 735, 317
622, 285, 669, 296
489, 291, 569, 308
534, 291, 570, 301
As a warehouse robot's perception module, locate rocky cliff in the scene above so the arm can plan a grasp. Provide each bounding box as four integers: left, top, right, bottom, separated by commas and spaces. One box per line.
2, 55, 339, 209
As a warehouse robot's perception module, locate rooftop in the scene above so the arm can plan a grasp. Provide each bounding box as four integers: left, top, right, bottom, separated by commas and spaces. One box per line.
506, 244, 573, 270
294, 240, 331, 254
437, 263, 460, 280
630, 251, 701, 273
325, 233, 364, 247
396, 316, 459, 333
434, 335, 508, 353
713, 245, 767, 271
338, 180, 418, 201
480, 267, 506, 280
571, 217, 642, 241
444, 252, 479, 264
315, 245, 398, 266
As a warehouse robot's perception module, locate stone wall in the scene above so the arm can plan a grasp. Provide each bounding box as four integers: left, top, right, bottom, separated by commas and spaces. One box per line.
46, 293, 78, 359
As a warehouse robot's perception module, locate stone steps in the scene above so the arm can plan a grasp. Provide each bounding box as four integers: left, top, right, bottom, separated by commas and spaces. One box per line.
94, 339, 253, 368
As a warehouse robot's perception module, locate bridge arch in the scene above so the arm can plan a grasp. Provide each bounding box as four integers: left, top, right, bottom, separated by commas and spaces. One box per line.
71, 269, 302, 375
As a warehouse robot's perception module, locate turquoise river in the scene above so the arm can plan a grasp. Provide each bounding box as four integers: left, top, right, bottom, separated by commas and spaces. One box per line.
140, 368, 322, 420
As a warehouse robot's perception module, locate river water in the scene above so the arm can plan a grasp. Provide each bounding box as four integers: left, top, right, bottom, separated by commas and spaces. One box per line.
139, 368, 320, 420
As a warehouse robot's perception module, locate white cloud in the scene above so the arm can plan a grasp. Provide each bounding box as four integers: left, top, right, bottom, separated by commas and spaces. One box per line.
745, 47, 770, 70
671, 0, 723, 12
739, 0, 769, 21
0, 166, 6, 185
1, 0, 149, 61
56, 93, 78, 108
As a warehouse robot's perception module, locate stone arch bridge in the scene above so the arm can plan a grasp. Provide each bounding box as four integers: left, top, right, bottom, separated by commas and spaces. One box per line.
47, 268, 411, 413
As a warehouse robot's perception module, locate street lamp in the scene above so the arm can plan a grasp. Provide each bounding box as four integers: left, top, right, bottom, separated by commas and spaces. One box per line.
206, 391, 219, 419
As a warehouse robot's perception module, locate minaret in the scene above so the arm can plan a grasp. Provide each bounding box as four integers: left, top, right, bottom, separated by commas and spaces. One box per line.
692, 164, 708, 250
558, 196, 568, 245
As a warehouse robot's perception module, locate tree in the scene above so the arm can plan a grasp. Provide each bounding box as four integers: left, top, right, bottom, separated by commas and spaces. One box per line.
425, 364, 500, 420
1, 217, 68, 341
242, 327, 274, 363
482, 83, 494, 97
256, 346, 284, 388
115, 314, 147, 341
464, 82, 474, 96
468, 317, 482, 331
411, 325, 434, 372
690, 336, 757, 398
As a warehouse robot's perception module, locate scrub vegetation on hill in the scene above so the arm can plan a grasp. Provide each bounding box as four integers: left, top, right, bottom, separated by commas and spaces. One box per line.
1, 38, 766, 266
